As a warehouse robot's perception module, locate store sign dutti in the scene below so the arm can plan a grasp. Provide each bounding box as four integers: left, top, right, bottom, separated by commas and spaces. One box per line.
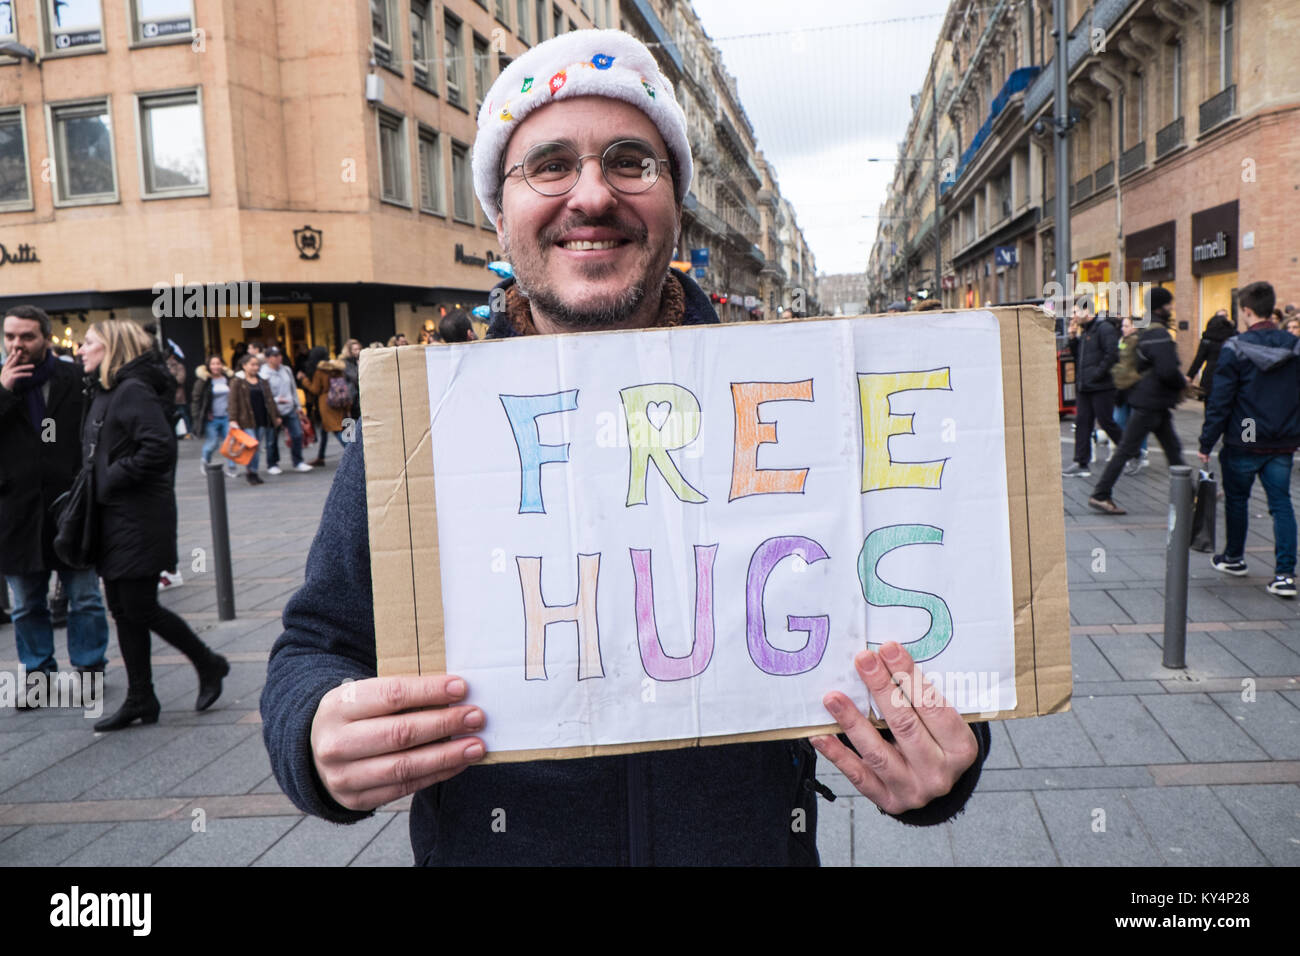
1191, 201, 1238, 277
0, 242, 39, 266
1125, 220, 1176, 284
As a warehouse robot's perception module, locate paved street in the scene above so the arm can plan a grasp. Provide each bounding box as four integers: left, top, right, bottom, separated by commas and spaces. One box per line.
2, 408, 1298, 866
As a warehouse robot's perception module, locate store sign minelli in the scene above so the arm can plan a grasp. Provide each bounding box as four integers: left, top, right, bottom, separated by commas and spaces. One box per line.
1190, 200, 1238, 276
0, 242, 39, 266
1125, 220, 1175, 283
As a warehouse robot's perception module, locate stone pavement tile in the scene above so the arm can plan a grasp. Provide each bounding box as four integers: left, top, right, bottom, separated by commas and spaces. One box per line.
1064, 530, 1103, 554
1210, 691, 1300, 760
0, 730, 101, 794
1112, 551, 1168, 580
1070, 696, 1186, 765
1068, 591, 1133, 626
167, 732, 273, 797
0, 822, 115, 866
1090, 633, 1167, 680
1210, 784, 1300, 867
1075, 680, 1167, 696
1071, 635, 1121, 682
1267, 628, 1300, 655
1150, 632, 1253, 678
251, 773, 285, 795
853, 798, 955, 866
0, 824, 22, 844
252, 811, 393, 866
1126, 786, 1266, 866
1211, 585, 1300, 621
350, 812, 415, 867
1106, 588, 1168, 625
1004, 711, 1104, 768
154, 814, 302, 866
0, 724, 190, 803
1140, 694, 1268, 763
946, 790, 1058, 866
1208, 630, 1300, 677
984, 719, 1018, 769
1185, 589, 1247, 622
80, 725, 257, 800
0, 731, 41, 757
1032, 789, 1162, 866
60, 819, 194, 867
977, 766, 1154, 791
158, 660, 265, 712
813, 796, 852, 867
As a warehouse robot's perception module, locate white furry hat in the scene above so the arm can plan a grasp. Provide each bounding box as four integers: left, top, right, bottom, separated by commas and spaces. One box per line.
473, 29, 693, 224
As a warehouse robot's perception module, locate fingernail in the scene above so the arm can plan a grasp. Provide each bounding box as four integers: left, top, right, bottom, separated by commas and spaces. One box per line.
464, 708, 483, 729
464, 743, 484, 761
447, 678, 466, 697
858, 650, 881, 675
809, 735, 829, 752
882, 643, 908, 664
823, 694, 843, 714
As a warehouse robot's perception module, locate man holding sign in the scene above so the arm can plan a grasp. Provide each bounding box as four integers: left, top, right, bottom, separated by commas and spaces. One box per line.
262, 29, 988, 865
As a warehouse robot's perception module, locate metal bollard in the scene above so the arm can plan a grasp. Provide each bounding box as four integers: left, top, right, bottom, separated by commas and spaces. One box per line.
204, 462, 236, 621
1163, 465, 1194, 669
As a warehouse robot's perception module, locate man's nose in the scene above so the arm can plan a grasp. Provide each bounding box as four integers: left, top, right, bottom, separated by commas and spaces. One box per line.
563, 158, 618, 218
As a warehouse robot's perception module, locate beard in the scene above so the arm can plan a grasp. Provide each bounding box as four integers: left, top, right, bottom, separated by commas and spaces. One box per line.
503, 213, 673, 331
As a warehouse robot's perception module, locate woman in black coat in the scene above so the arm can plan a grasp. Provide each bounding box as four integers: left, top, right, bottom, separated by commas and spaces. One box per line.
1187, 311, 1237, 404
77, 320, 229, 731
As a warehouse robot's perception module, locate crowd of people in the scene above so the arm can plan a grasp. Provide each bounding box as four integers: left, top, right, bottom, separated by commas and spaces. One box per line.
1064, 283, 1300, 599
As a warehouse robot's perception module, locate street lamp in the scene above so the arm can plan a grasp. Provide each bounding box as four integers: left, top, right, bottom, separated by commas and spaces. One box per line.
0, 41, 38, 62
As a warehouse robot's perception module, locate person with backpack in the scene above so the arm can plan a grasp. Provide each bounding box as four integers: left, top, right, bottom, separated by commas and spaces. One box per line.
1088, 287, 1188, 514
1063, 301, 1123, 478
298, 355, 349, 466
1197, 281, 1300, 598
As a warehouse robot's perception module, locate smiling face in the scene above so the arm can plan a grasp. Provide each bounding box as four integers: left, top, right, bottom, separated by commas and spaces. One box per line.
496, 96, 681, 334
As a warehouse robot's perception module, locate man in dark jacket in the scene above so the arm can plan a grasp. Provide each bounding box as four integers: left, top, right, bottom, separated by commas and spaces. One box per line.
1089, 286, 1188, 514
261, 30, 989, 866
1197, 282, 1299, 597
1063, 302, 1123, 477
0, 305, 110, 698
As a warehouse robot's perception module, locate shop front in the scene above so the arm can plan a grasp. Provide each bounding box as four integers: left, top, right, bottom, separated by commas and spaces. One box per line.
1191, 201, 1239, 332
1125, 220, 1176, 322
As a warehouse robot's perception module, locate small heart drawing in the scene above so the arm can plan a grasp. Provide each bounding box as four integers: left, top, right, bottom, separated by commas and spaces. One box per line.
646, 401, 671, 430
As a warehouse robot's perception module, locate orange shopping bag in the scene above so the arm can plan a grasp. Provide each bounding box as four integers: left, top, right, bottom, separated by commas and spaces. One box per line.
219, 424, 259, 465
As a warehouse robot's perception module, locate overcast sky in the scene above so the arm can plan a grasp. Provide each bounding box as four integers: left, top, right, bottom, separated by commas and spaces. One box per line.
690, 0, 951, 276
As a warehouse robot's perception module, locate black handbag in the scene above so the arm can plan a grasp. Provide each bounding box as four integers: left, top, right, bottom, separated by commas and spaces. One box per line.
50, 418, 102, 570
1190, 470, 1217, 553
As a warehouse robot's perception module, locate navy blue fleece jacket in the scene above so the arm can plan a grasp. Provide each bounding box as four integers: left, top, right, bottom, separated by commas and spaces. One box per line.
261, 270, 989, 865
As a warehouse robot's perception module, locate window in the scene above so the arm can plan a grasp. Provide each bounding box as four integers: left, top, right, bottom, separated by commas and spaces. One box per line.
1219, 1, 1234, 91
445, 15, 465, 108
412, 1, 432, 88
1117, 89, 1125, 152
473, 34, 490, 112
138, 90, 207, 197
132, 0, 193, 43
417, 126, 444, 214
1136, 73, 1145, 139
1, 1, 16, 42
42, 0, 104, 52
48, 100, 116, 204
1171, 41, 1182, 120
553, 5, 562, 39
516, 0, 530, 43
378, 110, 409, 205
496, 0, 510, 23
997, 169, 1011, 220
0, 108, 32, 209
535, 0, 547, 41
371, 0, 395, 68
451, 140, 473, 222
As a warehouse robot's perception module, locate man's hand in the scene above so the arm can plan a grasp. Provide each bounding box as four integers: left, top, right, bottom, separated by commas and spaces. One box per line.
811, 642, 979, 815
0, 351, 34, 392
311, 674, 486, 812
1198, 451, 1210, 465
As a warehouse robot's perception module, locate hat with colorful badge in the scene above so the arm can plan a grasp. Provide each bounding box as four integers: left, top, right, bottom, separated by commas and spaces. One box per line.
473, 29, 692, 224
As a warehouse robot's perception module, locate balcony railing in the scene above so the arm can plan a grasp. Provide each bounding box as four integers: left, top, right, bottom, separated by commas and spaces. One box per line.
940, 65, 1042, 196
1119, 141, 1146, 178
1199, 84, 1236, 135
1155, 116, 1184, 160
1094, 162, 1114, 191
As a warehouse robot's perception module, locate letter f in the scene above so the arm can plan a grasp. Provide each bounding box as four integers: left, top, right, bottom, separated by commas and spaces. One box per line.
500, 391, 579, 513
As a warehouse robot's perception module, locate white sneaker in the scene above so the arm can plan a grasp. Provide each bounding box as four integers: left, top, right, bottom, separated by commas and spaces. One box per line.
225, 464, 238, 478
200, 459, 210, 476
158, 570, 184, 590
293, 462, 314, 473
267, 466, 282, 475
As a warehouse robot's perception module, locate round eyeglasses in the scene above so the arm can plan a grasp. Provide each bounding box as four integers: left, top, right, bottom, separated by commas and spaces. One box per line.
504, 140, 671, 198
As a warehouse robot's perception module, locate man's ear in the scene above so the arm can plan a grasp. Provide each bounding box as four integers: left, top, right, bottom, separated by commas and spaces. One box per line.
495, 212, 506, 249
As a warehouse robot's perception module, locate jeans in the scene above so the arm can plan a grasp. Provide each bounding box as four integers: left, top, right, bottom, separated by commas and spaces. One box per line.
315, 429, 349, 460
1073, 390, 1123, 466
1113, 402, 1148, 453
176, 404, 192, 436
103, 576, 215, 695
1220, 447, 1296, 575
267, 411, 303, 467
6, 568, 110, 672
247, 424, 275, 473
1092, 407, 1185, 500
201, 415, 230, 464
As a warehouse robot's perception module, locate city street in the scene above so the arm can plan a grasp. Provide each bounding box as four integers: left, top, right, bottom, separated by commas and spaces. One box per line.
0, 407, 1296, 867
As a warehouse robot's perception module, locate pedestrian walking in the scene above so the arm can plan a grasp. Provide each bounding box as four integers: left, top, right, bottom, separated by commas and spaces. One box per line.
163, 348, 192, 438
1113, 315, 1148, 474
298, 345, 328, 449
75, 320, 229, 730
259, 346, 311, 474
1, 305, 111, 704
340, 339, 362, 421
262, 28, 987, 866
1088, 287, 1188, 514
1062, 302, 1123, 478
191, 355, 236, 477
228, 353, 281, 485
1187, 310, 1237, 404
297, 356, 349, 466
1197, 281, 1300, 597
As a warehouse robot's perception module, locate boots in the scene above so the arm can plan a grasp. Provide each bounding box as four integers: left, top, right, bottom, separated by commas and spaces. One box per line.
94, 690, 161, 732
195, 652, 230, 711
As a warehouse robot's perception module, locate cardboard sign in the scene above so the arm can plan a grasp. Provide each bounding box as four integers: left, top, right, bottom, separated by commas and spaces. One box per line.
362, 308, 1071, 763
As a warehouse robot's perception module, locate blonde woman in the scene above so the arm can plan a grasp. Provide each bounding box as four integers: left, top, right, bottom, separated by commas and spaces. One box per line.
76, 321, 228, 731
